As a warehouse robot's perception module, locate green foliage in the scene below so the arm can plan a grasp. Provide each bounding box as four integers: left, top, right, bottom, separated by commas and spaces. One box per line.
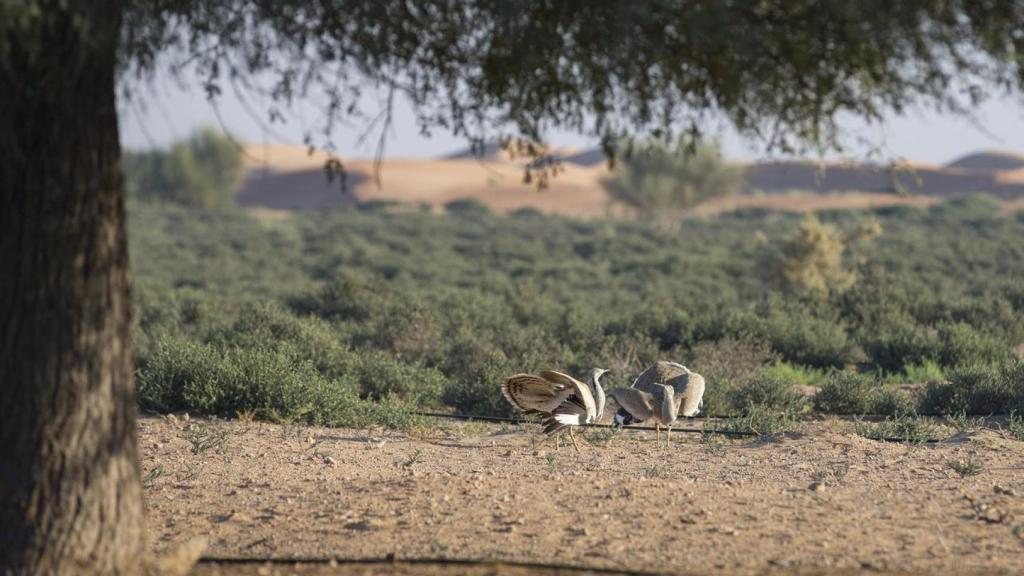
869, 388, 917, 417
603, 141, 741, 212
721, 404, 801, 437
124, 126, 244, 208
128, 200, 1024, 424
689, 338, 777, 416
763, 214, 880, 297
918, 361, 1023, 416
354, 350, 448, 406
761, 309, 863, 368
759, 363, 820, 387
944, 411, 986, 433
931, 194, 1002, 221
731, 371, 808, 414
1007, 412, 1024, 442
118, 2, 1024, 170
946, 457, 984, 478
854, 413, 940, 444
814, 372, 878, 414
902, 361, 946, 384
444, 198, 492, 216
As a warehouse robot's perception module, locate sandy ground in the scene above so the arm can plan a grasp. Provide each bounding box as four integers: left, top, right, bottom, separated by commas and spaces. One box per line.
140, 416, 1024, 575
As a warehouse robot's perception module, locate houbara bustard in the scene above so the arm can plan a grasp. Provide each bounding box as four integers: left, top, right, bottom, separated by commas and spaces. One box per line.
501, 368, 609, 452
611, 361, 705, 444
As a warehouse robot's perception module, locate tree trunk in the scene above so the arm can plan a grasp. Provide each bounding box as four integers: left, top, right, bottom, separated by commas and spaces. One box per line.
0, 2, 144, 574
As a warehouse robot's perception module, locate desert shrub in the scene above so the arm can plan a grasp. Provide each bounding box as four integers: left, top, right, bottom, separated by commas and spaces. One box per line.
354, 350, 448, 406
930, 193, 1001, 221
136, 335, 224, 412
125, 126, 244, 208
862, 323, 942, 373
602, 140, 741, 212
208, 302, 354, 378
291, 271, 390, 322
759, 362, 820, 387
901, 360, 946, 384
814, 371, 878, 414
444, 197, 491, 216
731, 371, 808, 413
687, 338, 777, 416
1008, 411, 1024, 441
367, 296, 444, 360
869, 388, 917, 417
918, 363, 1016, 415
937, 322, 1010, 368
854, 413, 940, 443
721, 404, 802, 436
689, 337, 777, 386
440, 336, 516, 417
139, 335, 421, 428
762, 214, 879, 297
763, 311, 862, 369
126, 196, 1024, 425
1004, 359, 1024, 415
508, 207, 545, 219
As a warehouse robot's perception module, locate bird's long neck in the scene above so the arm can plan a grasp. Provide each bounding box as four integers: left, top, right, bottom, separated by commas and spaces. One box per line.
591, 374, 606, 420
660, 387, 677, 425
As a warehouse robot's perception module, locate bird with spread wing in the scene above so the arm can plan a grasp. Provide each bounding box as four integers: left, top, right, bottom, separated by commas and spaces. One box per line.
501, 368, 608, 452
610, 361, 705, 445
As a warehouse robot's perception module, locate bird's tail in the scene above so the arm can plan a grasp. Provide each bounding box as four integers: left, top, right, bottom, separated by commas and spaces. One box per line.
542, 402, 585, 434
614, 407, 643, 426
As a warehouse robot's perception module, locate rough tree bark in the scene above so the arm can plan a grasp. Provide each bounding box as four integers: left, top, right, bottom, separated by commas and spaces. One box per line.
0, 2, 145, 574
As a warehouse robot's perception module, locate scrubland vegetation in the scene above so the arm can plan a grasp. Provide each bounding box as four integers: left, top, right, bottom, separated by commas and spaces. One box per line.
603, 141, 742, 212
129, 189, 1024, 430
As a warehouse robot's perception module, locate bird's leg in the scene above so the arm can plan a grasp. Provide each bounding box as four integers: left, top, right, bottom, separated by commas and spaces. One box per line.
569, 428, 581, 453
666, 425, 672, 448
654, 422, 661, 444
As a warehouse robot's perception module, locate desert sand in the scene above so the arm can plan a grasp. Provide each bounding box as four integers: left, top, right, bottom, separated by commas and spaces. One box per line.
142, 416, 1024, 575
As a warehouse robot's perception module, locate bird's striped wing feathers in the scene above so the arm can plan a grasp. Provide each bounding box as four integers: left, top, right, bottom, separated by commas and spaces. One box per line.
539, 370, 596, 422
502, 374, 568, 413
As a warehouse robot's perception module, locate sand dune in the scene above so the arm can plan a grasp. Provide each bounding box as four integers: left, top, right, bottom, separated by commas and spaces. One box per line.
945, 149, 1024, 171
236, 143, 1024, 217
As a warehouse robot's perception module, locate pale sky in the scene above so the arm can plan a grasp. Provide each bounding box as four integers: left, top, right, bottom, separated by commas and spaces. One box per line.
119, 68, 1024, 166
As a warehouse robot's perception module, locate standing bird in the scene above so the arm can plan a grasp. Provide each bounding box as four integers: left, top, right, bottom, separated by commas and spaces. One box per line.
611, 361, 705, 444
501, 368, 609, 452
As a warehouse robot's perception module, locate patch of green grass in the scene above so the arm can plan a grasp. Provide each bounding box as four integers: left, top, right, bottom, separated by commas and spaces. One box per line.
400, 448, 424, 469
584, 426, 619, 446
853, 413, 941, 444
868, 387, 917, 417
721, 404, 801, 437
1007, 411, 1024, 441
902, 360, 945, 384
182, 422, 229, 455
732, 371, 809, 414
142, 465, 169, 488
947, 457, 984, 478
760, 362, 820, 387
700, 429, 725, 455
814, 371, 877, 414
544, 452, 558, 474
945, 410, 986, 433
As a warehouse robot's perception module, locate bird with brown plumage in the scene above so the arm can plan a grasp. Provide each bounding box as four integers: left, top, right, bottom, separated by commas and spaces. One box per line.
501, 368, 608, 452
